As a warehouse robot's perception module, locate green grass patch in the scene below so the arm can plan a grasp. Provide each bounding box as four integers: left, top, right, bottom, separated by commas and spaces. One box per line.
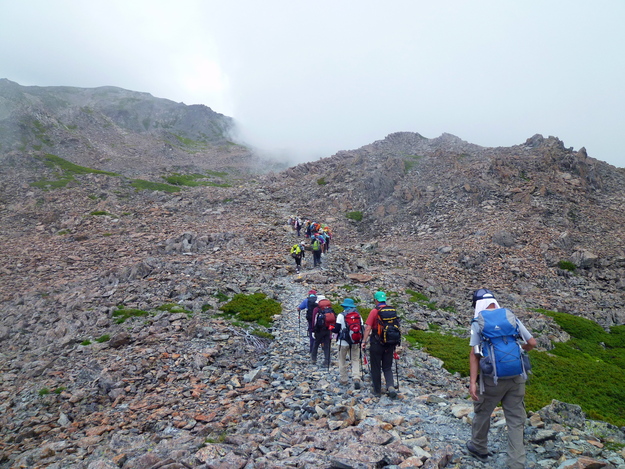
163, 172, 231, 188
407, 289, 429, 302
112, 307, 151, 324
403, 155, 423, 172
80, 340, 92, 346
406, 288, 450, 311
30, 154, 118, 189
90, 210, 113, 216
130, 179, 181, 193
405, 329, 469, 375
219, 293, 282, 328
251, 329, 275, 340
557, 260, 577, 271
38, 388, 50, 396
156, 303, 193, 317
346, 211, 363, 222
95, 334, 110, 343
317, 177, 327, 185
41, 154, 117, 176
213, 291, 229, 303
411, 309, 625, 426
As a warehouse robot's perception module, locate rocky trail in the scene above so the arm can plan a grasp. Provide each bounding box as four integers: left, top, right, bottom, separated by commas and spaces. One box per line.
3, 225, 625, 468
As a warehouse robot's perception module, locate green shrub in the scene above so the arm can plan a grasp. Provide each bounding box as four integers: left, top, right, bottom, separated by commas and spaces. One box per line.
162, 172, 230, 188
219, 293, 281, 328
317, 177, 327, 185
407, 289, 430, 302
90, 210, 112, 216
130, 179, 181, 193
251, 329, 275, 340
407, 289, 444, 311
557, 260, 577, 271
405, 329, 468, 376
213, 291, 229, 302
346, 211, 363, 222
95, 334, 110, 343
53, 387, 66, 394
30, 154, 118, 190
80, 339, 92, 346
112, 307, 150, 324
38, 388, 50, 396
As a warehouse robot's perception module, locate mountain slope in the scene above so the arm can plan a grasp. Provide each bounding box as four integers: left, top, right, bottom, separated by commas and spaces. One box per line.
0, 79, 258, 180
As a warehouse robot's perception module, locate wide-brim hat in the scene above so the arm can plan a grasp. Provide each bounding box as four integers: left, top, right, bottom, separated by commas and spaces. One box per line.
341, 298, 356, 308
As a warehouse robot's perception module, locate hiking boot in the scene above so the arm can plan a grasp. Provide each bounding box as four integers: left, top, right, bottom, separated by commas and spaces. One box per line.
387, 386, 397, 398
466, 441, 488, 462
339, 379, 348, 386
354, 380, 361, 390
372, 388, 381, 397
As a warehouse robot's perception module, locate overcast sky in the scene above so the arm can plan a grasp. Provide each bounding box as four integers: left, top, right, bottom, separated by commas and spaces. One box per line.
1, 0, 624, 167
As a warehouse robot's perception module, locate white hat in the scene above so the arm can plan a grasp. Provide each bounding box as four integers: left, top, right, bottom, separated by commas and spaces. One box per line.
474, 298, 501, 318
316, 295, 326, 301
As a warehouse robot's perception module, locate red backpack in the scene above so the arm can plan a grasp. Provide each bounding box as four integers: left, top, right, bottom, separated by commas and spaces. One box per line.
343, 311, 363, 344
314, 299, 336, 332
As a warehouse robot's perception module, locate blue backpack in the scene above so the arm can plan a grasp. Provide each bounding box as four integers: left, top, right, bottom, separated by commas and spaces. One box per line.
473, 308, 529, 383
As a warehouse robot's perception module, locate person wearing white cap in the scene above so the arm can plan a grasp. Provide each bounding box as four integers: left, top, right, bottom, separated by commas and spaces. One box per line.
467, 289, 536, 468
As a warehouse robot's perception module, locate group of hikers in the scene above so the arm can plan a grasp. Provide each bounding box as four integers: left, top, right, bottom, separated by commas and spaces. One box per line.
294, 287, 536, 469
286, 215, 537, 468
296, 289, 401, 397
288, 217, 332, 273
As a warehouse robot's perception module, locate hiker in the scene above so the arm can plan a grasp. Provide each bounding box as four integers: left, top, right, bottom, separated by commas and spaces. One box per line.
310, 233, 324, 267
311, 295, 336, 368
297, 290, 318, 354
294, 217, 302, 236
333, 298, 363, 389
361, 291, 401, 398
467, 289, 536, 468
290, 241, 305, 273
322, 226, 331, 253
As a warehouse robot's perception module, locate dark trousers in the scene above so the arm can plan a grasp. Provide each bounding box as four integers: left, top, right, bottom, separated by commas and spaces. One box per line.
369, 339, 395, 394
312, 249, 322, 266
312, 331, 331, 367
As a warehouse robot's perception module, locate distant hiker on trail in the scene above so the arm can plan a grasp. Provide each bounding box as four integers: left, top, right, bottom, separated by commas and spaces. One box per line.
333, 298, 363, 389
290, 242, 305, 273
321, 226, 331, 253
294, 217, 302, 236
466, 289, 536, 468
361, 291, 401, 398
310, 233, 324, 268
297, 290, 317, 353
311, 295, 336, 369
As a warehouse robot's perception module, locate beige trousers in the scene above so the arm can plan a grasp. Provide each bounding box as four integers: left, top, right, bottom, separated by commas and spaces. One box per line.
338, 343, 362, 383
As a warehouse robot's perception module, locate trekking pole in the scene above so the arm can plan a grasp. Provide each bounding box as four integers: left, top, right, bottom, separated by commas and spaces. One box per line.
360, 346, 364, 381
363, 348, 370, 375
394, 350, 400, 392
